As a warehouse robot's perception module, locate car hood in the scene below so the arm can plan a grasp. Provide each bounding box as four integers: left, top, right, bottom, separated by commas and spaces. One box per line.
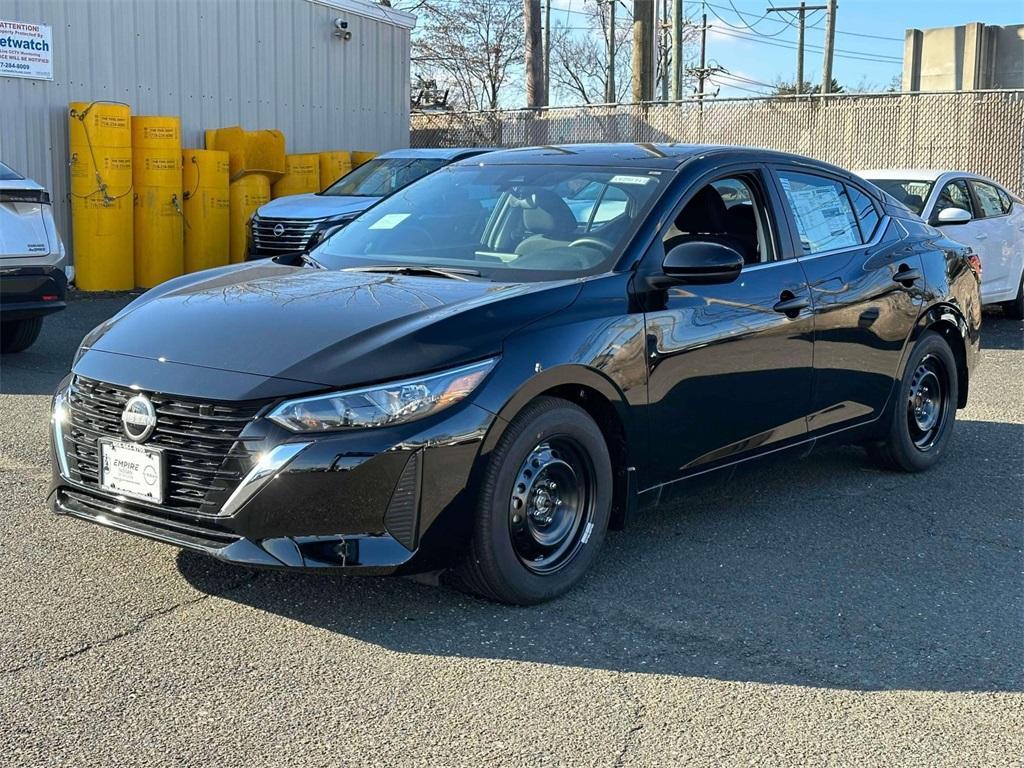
81, 262, 582, 391
256, 194, 378, 220
0, 177, 45, 192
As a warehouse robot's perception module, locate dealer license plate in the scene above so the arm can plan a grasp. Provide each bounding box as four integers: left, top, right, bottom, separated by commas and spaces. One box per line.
99, 439, 164, 504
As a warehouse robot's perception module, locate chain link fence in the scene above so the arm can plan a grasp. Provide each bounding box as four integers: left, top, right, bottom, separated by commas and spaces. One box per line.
411, 90, 1024, 195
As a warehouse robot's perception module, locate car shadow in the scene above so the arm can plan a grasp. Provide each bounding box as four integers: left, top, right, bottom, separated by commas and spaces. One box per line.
980, 308, 1023, 351
179, 417, 1023, 694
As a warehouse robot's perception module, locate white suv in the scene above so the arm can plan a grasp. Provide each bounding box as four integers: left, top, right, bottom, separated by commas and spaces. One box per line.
0, 161, 68, 353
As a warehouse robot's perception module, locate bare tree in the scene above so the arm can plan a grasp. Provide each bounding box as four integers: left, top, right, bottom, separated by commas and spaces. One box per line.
404, 0, 525, 111
549, 1, 634, 105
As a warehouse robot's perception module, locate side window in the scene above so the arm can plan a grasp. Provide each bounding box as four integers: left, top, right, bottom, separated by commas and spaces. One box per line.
591, 185, 629, 225
663, 173, 776, 265
846, 184, 881, 241
969, 181, 1007, 218
776, 171, 860, 254
934, 180, 974, 216
995, 186, 1013, 214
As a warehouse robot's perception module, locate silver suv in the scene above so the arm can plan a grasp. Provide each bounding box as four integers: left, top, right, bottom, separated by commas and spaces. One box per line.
0, 161, 68, 353
247, 147, 491, 260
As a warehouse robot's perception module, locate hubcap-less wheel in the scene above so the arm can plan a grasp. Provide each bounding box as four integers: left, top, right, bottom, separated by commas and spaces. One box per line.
509, 437, 595, 575
907, 353, 948, 451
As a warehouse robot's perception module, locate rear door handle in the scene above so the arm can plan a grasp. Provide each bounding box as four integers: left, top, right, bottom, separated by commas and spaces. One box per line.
976, 233, 988, 240
893, 266, 922, 286
773, 294, 809, 316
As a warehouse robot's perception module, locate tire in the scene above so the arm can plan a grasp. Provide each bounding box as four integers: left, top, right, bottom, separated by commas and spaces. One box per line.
456, 396, 613, 605
0, 317, 44, 354
1001, 273, 1024, 320
868, 330, 958, 473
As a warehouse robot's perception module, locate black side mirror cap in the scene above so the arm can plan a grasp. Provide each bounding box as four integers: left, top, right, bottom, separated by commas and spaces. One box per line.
655, 240, 745, 286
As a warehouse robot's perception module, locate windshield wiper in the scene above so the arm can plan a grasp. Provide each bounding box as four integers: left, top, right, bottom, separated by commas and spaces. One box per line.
342, 265, 481, 281
301, 252, 326, 269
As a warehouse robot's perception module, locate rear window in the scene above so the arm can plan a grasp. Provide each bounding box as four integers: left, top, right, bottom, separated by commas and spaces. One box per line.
866, 179, 932, 216
0, 161, 23, 180
969, 180, 1011, 217
846, 185, 881, 240
321, 157, 447, 198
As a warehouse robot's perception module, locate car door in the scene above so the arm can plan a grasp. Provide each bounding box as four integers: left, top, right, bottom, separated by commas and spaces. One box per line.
641, 166, 814, 486
771, 167, 925, 434
927, 176, 994, 272
967, 179, 1020, 302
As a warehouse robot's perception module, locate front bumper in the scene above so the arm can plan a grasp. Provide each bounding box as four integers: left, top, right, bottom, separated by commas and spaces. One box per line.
0, 264, 67, 320
49, 382, 498, 574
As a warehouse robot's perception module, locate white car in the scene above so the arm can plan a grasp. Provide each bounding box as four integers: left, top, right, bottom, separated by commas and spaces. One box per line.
0, 161, 69, 353
859, 169, 1024, 318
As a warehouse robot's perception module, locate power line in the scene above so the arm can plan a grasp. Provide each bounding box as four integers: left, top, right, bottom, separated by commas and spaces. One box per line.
713, 26, 902, 62
706, 0, 903, 42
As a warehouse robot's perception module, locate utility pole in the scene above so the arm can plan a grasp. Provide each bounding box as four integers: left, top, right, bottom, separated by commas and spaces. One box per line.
525, 0, 545, 107
543, 0, 551, 104
606, 0, 617, 103
660, 0, 669, 101
767, 3, 826, 94
671, 0, 683, 100
821, 0, 837, 94
632, 0, 655, 102
697, 12, 707, 98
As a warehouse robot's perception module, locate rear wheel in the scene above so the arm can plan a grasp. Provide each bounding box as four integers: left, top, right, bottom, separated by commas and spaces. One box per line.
868, 331, 958, 472
457, 397, 612, 605
1001, 273, 1024, 320
0, 317, 44, 354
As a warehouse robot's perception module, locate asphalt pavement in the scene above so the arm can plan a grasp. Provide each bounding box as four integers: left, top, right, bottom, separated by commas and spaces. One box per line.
1, 294, 1021, 766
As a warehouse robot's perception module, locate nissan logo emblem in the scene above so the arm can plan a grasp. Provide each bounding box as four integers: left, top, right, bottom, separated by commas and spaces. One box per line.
273, 223, 286, 237
122, 394, 157, 443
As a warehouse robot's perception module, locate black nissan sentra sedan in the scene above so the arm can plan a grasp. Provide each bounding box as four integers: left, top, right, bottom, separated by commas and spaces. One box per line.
50, 144, 981, 604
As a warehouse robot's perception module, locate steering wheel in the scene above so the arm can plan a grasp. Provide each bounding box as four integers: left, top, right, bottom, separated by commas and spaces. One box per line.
568, 237, 613, 255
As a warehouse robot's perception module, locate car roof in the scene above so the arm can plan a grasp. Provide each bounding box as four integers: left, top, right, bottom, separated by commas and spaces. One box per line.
460, 143, 856, 174
856, 168, 998, 183
377, 147, 493, 161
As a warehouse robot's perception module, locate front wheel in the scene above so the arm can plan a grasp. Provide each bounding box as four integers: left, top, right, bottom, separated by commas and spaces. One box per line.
457, 397, 612, 605
0, 317, 44, 354
868, 330, 958, 472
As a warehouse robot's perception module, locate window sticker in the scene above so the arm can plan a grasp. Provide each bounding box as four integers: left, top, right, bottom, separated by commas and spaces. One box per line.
368, 213, 411, 230
779, 174, 859, 253
610, 174, 653, 186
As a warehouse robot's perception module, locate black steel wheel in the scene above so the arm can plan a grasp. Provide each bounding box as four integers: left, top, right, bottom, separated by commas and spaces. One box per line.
868, 330, 958, 472
457, 396, 613, 605
508, 437, 597, 575
906, 354, 948, 451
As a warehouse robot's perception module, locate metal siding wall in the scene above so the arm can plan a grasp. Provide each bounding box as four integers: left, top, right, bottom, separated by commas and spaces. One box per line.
0, 0, 411, 257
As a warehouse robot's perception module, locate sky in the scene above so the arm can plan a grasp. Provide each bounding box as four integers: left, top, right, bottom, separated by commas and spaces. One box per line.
548, 0, 1023, 99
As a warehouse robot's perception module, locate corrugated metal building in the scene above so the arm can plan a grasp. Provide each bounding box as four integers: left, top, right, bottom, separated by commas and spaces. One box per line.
0, 0, 415, 257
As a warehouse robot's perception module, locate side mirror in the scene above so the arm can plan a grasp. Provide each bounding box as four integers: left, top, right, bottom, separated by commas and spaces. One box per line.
660, 240, 744, 285
934, 207, 972, 226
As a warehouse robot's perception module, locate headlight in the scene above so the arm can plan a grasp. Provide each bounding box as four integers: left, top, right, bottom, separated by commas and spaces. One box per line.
309, 214, 357, 249
267, 358, 498, 432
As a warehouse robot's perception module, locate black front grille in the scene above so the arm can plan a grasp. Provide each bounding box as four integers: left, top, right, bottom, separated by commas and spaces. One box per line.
250, 215, 321, 256
62, 376, 269, 517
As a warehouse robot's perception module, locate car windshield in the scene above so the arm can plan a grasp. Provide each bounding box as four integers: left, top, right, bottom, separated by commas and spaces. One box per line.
313, 164, 665, 281
865, 179, 933, 215
320, 157, 448, 198
0, 161, 23, 180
